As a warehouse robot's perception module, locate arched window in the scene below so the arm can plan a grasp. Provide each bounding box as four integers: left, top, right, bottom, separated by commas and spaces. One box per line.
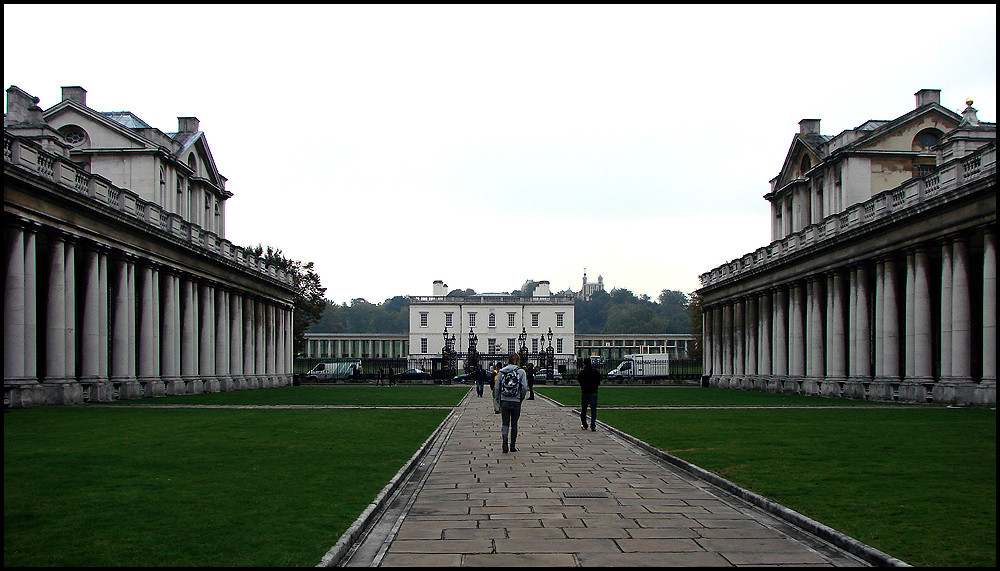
187, 153, 197, 172
799, 155, 812, 176
911, 128, 943, 151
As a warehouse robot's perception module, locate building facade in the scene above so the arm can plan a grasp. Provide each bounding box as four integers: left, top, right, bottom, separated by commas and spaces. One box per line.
302, 333, 409, 360
4, 85, 297, 408
698, 90, 995, 406
408, 280, 575, 365
574, 333, 695, 362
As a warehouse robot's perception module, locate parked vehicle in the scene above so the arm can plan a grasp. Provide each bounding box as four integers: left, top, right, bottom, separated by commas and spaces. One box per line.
305, 360, 361, 381
452, 373, 475, 383
588, 355, 606, 367
535, 368, 563, 381
607, 354, 670, 380
393, 368, 432, 381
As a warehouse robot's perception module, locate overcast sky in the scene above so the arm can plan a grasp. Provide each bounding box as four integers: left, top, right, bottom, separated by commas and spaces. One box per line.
5, 4, 996, 304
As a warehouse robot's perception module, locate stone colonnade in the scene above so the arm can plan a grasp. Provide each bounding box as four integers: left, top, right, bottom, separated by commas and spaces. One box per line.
4, 218, 294, 407
702, 228, 996, 405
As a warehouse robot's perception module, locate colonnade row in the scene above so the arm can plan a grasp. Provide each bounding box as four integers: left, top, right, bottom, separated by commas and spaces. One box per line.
702, 228, 996, 406
4, 220, 295, 408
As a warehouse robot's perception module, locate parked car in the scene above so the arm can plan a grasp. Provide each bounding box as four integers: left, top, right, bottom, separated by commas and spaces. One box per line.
535, 368, 563, 381
392, 368, 432, 381
452, 373, 475, 384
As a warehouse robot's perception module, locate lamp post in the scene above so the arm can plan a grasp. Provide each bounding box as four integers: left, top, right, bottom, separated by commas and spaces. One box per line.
518, 327, 528, 367
546, 327, 555, 372
467, 328, 478, 372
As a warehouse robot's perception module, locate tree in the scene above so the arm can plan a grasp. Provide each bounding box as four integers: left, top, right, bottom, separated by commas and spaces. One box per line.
248, 245, 327, 355
686, 290, 703, 362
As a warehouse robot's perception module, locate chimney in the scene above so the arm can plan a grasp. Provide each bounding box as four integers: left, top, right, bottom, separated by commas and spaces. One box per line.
178, 116, 200, 132
915, 89, 941, 108
61, 86, 87, 106
799, 119, 821, 135
432, 280, 449, 296
533, 281, 551, 297
4, 85, 41, 125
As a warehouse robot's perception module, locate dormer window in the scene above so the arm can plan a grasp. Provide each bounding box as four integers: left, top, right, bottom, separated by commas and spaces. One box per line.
912, 129, 943, 151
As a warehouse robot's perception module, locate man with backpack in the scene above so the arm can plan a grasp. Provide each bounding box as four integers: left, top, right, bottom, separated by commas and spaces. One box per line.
493, 353, 529, 454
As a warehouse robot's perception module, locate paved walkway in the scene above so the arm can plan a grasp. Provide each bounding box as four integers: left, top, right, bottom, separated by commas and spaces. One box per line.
340, 389, 869, 567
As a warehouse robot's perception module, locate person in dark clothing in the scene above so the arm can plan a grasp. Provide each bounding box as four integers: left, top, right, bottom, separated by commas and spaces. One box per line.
578, 357, 601, 431
524, 362, 535, 400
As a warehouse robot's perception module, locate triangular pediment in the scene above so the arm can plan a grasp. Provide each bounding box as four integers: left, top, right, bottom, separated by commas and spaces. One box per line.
173, 131, 225, 190
849, 105, 961, 153
43, 99, 156, 150
774, 135, 826, 190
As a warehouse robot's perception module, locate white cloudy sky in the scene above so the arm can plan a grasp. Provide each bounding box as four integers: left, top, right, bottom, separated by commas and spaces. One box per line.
5, 4, 996, 304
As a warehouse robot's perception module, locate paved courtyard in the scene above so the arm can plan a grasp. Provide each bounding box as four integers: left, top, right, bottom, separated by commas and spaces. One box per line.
341, 388, 869, 567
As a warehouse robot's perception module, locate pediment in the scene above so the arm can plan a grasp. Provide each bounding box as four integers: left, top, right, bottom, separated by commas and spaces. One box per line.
851, 107, 960, 153
174, 132, 224, 190
774, 135, 825, 191
43, 101, 154, 150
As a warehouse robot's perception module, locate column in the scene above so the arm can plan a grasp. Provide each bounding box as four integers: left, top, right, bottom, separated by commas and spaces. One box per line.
231, 291, 244, 388
216, 288, 232, 390
244, 296, 256, 387
773, 286, 788, 380
734, 298, 745, 382
878, 258, 901, 400
848, 267, 858, 378
722, 302, 733, 381
904, 250, 917, 380
940, 240, 953, 379
805, 277, 824, 395
703, 306, 713, 378
138, 263, 163, 396
25, 224, 38, 382
110, 256, 130, 383
180, 277, 197, 391
746, 295, 758, 386
80, 248, 100, 385
199, 281, 216, 391
903, 246, 934, 402
46, 234, 68, 383
712, 304, 723, 383
161, 271, 181, 393
98, 250, 109, 383
789, 281, 806, 390
874, 259, 885, 379
64, 237, 76, 384
951, 236, 972, 383
759, 291, 772, 378
266, 303, 277, 385
255, 300, 266, 386
977, 229, 996, 406
4, 222, 27, 381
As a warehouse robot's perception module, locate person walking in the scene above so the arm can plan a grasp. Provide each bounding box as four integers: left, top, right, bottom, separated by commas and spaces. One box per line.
376, 367, 385, 387
524, 361, 535, 400
578, 357, 601, 431
493, 353, 528, 453
474, 365, 485, 397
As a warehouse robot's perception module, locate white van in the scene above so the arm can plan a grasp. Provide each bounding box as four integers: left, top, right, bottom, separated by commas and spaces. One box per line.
305, 360, 361, 381
607, 354, 670, 380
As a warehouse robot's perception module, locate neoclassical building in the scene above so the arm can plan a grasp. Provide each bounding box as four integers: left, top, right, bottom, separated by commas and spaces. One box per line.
409, 280, 576, 365
698, 89, 995, 406
4, 85, 296, 408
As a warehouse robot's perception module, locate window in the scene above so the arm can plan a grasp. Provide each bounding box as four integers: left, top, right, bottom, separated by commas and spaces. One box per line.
188, 153, 197, 171
917, 164, 936, 178
556, 313, 564, 327
489, 313, 496, 327
488, 338, 497, 352
912, 129, 943, 151
59, 125, 88, 147
421, 338, 428, 353
531, 312, 539, 327
468, 312, 476, 327
557, 338, 563, 352
420, 312, 428, 327
507, 339, 516, 353
445, 312, 453, 327
507, 312, 516, 327
532, 338, 538, 352
177, 177, 184, 194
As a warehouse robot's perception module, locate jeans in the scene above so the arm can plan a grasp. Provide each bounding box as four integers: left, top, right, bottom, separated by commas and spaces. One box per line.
499, 400, 522, 442
581, 392, 597, 428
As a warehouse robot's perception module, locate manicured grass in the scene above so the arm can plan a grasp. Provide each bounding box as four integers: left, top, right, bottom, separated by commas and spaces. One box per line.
4, 406, 448, 566
113, 385, 470, 406
535, 385, 910, 407
597, 407, 995, 567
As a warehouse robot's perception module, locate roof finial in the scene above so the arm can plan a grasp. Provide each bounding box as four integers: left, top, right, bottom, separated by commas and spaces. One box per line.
960, 97, 979, 127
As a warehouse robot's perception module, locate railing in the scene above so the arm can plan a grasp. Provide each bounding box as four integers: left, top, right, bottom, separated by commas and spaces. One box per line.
409, 295, 575, 305
699, 142, 996, 288
4, 132, 292, 287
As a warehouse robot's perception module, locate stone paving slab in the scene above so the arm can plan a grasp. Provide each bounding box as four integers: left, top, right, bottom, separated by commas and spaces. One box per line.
342, 390, 869, 567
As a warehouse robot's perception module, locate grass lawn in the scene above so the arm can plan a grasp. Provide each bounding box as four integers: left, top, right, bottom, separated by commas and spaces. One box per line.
537, 384, 994, 567
535, 385, 910, 407
113, 384, 471, 407
4, 406, 448, 566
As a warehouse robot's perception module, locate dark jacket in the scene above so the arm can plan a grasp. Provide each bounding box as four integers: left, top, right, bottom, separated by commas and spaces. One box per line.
578, 365, 601, 393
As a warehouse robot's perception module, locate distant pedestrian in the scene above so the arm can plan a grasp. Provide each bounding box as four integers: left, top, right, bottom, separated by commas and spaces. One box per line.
387, 366, 395, 386
475, 366, 485, 397
524, 362, 535, 400
376, 367, 385, 386
578, 357, 601, 431
493, 353, 528, 453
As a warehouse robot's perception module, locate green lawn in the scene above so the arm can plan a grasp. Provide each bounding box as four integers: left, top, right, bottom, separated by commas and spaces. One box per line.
4, 406, 448, 566
536, 385, 994, 567
114, 385, 471, 407
535, 385, 911, 406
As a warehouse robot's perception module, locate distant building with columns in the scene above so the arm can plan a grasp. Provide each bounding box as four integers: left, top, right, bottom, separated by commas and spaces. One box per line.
4, 85, 296, 408
698, 89, 995, 406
